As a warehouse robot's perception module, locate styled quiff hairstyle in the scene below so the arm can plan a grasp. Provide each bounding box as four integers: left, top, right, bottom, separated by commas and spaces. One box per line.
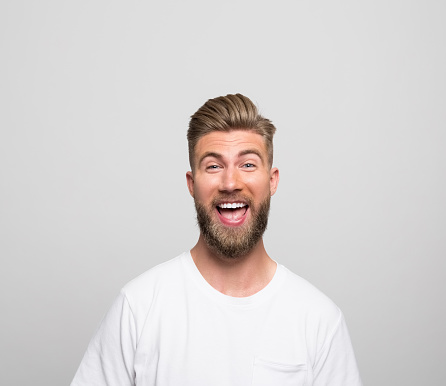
187, 93, 277, 170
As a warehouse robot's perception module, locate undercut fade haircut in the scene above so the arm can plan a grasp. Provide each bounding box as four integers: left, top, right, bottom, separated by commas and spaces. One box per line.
187, 93, 277, 170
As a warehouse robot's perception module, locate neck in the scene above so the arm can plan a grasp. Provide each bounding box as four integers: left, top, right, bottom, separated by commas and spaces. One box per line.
190, 235, 277, 297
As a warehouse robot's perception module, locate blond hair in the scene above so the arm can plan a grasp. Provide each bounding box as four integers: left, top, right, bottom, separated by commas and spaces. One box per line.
187, 94, 276, 170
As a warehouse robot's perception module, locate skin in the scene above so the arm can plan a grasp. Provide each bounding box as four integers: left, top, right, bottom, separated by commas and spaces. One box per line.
186, 129, 280, 297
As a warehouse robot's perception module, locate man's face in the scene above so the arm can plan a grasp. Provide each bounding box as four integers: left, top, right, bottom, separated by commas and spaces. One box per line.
186, 130, 279, 259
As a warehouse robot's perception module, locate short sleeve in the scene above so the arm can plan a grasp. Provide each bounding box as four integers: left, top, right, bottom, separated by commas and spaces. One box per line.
312, 314, 362, 386
71, 291, 137, 386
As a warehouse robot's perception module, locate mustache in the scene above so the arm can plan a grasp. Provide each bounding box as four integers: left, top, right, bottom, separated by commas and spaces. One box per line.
210, 194, 254, 207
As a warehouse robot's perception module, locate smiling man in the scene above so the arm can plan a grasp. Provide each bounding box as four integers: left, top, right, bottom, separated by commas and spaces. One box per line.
72, 94, 362, 385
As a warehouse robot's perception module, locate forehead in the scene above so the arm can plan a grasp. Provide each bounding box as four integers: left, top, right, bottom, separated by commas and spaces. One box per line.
195, 130, 267, 157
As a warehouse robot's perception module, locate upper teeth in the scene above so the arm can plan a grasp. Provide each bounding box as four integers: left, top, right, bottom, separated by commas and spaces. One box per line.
219, 203, 246, 209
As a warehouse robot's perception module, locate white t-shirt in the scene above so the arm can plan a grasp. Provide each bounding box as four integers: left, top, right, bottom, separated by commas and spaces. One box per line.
72, 252, 362, 385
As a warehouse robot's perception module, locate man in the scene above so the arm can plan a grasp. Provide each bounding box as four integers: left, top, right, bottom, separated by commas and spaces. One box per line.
72, 94, 362, 385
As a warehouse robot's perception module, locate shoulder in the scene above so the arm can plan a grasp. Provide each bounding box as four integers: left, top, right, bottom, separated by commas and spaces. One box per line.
278, 264, 342, 324
119, 253, 187, 316
275, 265, 349, 357
123, 253, 185, 292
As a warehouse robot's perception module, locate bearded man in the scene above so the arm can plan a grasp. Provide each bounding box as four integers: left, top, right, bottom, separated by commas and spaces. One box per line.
72, 94, 362, 385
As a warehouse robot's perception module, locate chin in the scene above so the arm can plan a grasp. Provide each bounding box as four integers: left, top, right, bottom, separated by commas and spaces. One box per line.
195, 197, 270, 260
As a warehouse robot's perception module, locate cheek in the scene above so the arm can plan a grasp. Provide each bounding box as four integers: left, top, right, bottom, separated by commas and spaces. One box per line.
247, 179, 272, 197
193, 182, 214, 202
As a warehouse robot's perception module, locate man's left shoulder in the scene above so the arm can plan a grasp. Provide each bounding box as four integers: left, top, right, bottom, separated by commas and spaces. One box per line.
278, 264, 342, 322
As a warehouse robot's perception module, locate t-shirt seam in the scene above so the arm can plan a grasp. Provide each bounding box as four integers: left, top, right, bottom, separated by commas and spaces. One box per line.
185, 253, 285, 309
120, 290, 139, 347
313, 308, 343, 372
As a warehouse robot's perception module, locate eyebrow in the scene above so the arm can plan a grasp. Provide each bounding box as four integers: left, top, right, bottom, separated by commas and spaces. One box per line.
238, 149, 264, 162
198, 149, 265, 166
198, 152, 223, 166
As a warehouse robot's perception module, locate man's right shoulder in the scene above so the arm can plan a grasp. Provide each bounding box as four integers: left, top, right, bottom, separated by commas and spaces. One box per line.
119, 252, 187, 311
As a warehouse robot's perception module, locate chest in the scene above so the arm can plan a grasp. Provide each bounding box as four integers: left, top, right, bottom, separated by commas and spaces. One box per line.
132, 291, 313, 385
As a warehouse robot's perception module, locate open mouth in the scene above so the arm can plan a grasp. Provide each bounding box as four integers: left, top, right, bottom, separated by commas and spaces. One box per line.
216, 202, 249, 225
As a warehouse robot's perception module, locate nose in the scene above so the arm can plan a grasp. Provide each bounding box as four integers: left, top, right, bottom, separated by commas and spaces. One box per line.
219, 167, 242, 193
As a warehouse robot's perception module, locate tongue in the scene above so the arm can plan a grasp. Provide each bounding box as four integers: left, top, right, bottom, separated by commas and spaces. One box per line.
219, 207, 246, 220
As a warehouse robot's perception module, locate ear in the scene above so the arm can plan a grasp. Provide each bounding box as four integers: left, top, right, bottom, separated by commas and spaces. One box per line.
269, 167, 279, 196
186, 171, 195, 197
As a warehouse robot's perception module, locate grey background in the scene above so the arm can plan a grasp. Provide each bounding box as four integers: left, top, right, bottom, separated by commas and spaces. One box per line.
1, 1, 445, 385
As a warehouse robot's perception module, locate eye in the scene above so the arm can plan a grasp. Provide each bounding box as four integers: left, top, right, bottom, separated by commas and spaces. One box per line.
242, 163, 255, 168
206, 164, 220, 170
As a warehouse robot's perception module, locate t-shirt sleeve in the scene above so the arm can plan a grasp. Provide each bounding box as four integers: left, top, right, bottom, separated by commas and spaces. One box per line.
312, 313, 362, 386
71, 291, 137, 386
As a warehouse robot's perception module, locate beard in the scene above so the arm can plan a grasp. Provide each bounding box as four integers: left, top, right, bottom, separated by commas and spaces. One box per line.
194, 195, 271, 259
